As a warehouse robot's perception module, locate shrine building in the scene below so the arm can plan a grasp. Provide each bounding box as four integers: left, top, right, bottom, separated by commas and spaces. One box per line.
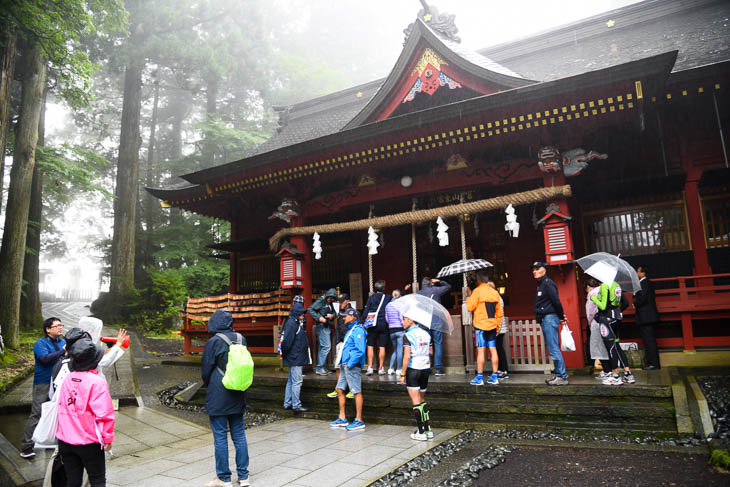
148, 0, 730, 371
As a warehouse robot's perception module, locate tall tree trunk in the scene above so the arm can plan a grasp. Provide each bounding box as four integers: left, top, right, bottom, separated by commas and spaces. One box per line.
168, 108, 184, 229
0, 24, 17, 218
202, 71, 218, 166
110, 56, 144, 298
143, 74, 160, 269
20, 86, 47, 328
0, 43, 46, 349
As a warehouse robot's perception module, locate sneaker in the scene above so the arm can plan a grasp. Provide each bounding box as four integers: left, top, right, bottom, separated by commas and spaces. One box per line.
388, 368, 395, 375
602, 373, 623, 386
622, 371, 636, 384
470, 375, 484, 386
315, 369, 328, 376
239, 480, 250, 487
434, 369, 446, 376
346, 391, 354, 399
366, 367, 374, 376
546, 376, 569, 386
346, 419, 366, 431
426, 429, 435, 439
410, 431, 428, 441
205, 479, 232, 487
329, 417, 349, 427
595, 371, 610, 379
326, 390, 338, 398
378, 368, 386, 375
486, 374, 499, 385
19, 449, 35, 459
497, 370, 509, 380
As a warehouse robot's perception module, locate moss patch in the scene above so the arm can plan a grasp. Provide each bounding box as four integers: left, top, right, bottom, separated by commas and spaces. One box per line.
709, 449, 730, 470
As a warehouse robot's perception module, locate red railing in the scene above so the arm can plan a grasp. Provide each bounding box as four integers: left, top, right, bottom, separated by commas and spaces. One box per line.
622, 273, 730, 350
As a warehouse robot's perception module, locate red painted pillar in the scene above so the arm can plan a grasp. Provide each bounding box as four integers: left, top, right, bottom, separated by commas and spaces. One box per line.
543, 172, 585, 368
289, 216, 314, 354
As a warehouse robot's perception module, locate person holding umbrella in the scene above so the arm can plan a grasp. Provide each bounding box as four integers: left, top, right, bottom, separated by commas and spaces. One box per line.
465, 270, 503, 386
531, 261, 569, 386
399, 306, 434, 441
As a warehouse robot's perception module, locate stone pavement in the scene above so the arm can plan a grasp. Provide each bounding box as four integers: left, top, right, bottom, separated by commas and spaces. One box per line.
103, 408, 458, 487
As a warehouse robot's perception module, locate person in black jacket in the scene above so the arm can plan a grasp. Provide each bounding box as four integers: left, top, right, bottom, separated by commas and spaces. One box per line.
201, 309, 250, 487
281, 298, 310, 412
531, 261, 569, 385
634, 265, 661, 370
308, 288, 338, 375
363, 280, 392, 375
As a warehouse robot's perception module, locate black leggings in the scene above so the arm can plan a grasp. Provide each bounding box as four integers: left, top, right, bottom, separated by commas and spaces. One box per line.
600, 322, 628, 370
58, 440, 106, 487
495, 334, 509, 372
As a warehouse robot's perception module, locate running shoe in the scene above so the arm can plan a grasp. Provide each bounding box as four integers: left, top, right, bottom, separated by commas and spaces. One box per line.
434, 369, 446, 376
326, 390, 337, 398
426, 429, 434, 439
595, 371, 611, 379
497, 370, 509, 380
346, 419, 366, 431
410, 431, 428, 441
546, 376, 569, 386
388, 368, 395, 375
622, 371, 636, 384
366, 367, 374, 376
602, 373, 623, 386
329, 418, 349, 427
486, 374, 500, 385
470, 375, 484, 386
346, 391, 354, 399
378, 368, 386, 375
19, 449, 35, 459
315, 369, 329, 376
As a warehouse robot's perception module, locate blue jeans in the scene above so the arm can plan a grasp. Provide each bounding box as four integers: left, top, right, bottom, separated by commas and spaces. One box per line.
209, 414, 249, 482
284, 366, 303, 409
430, 329, 443, 371
389, 330, 404, 371
541, 314, 567, 378
316, 324, 331, 371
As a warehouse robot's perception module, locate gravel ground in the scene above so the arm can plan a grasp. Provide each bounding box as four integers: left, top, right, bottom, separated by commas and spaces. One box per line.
698, 376, 730, 451
474, 447, 727, 487
129, 327, 184, 356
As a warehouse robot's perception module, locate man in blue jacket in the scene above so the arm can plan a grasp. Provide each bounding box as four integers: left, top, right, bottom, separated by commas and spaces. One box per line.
281, 296, 310, 413
20, 317, 67, 458
202, 309, 250, 487
329, 308, 367, 431
417, 277, 451, 376
532, 261, 569, 386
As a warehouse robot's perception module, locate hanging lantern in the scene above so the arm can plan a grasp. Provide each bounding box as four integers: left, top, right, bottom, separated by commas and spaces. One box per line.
277, 245, 305, 288
504, 204, 520, 238
312, 232, 322, 260
367, 226, 380, 255
537, 203, 574, 264
436, 217, 449, 246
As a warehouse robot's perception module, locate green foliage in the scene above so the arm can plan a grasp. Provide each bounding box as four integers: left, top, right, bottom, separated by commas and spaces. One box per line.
1, 0, 129, 108
194, 116, 272, 167
709, 449, 730, 470
273, 53, 353, 105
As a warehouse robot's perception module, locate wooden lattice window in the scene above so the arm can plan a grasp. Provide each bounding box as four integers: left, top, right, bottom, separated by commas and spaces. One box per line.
702, 194, 730, 248
584, 201, 690, 256
237, 255, 279, 292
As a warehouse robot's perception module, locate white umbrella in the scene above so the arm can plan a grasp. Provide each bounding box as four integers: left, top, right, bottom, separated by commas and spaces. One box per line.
576, 252, 641, 293
390, 294, 454, 334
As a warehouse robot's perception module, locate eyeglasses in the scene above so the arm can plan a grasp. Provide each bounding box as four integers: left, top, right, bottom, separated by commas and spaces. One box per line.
49, 324, 63, 328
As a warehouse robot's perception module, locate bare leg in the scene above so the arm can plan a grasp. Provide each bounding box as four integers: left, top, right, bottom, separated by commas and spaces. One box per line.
489, 346, 498, 374
367, 346, 374, 369
407, 388, 421, 405
337, 388, 346, 419
378, 347, 386, 370
354, 392, 363, 422
476, 347, 485, 374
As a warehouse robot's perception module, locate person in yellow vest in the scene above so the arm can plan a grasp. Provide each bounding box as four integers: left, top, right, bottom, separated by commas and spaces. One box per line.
466, 269, 503, 385
592, 280, 635, 385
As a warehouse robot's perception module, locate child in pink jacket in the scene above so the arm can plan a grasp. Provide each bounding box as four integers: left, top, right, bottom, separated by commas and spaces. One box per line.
57, 338, 115, 487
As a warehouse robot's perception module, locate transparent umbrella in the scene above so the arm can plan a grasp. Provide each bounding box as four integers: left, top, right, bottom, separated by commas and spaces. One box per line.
390, 294, 454, 334
576, 252, 641, 293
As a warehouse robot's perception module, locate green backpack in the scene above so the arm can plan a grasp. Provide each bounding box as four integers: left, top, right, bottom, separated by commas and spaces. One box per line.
215, 333, 254, 391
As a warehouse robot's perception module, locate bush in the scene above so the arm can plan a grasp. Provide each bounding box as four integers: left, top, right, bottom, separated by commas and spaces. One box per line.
709, 449, 730, 470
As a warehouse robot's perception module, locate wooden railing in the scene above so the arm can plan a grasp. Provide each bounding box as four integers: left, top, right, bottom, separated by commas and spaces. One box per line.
506, 317, 552, 371
622, 273, 730, 350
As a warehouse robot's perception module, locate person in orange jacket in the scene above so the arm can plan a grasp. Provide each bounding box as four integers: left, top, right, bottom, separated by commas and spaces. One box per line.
466, 269, 503, 385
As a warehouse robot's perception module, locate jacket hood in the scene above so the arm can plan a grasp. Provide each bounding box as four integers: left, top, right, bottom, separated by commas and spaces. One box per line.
324, 288, 338, 299
208, 309, 234, 334
289, 302, 306, 319
64, 327, 92, 348
69, 337, 104, 371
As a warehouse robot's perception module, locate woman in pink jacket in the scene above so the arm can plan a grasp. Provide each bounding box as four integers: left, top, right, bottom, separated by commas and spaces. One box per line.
57, 338, 115, 487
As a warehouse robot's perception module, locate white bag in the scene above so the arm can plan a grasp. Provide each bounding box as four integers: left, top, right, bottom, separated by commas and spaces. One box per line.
32, 399, 59, 448
560, 323, 576, 352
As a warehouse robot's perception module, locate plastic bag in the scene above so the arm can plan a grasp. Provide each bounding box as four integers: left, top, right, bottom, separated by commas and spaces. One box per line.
32, 399, 59, 448
560, 323, 576, 352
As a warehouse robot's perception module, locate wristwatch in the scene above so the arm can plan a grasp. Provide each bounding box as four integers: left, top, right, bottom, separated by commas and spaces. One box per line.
400, 372, 406, 377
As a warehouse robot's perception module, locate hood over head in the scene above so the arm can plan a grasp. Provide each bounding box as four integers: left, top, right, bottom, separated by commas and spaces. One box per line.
208, 309, 234, 334
289, 302, 306, 319
324, 288, 338, 299
64, 328, 92, 348
69, 337, 104, 372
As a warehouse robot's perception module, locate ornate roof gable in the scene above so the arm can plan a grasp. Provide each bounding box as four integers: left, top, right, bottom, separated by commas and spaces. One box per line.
344, 17, 534, 129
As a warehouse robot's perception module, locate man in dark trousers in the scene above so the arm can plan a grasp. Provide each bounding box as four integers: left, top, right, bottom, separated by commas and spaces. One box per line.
281, 295, 311, 412
417, 277, 451, 376
308, 288, 338, 375
531, 261, 569, 385
634, 265, 661, 370
20, 317, 67, 458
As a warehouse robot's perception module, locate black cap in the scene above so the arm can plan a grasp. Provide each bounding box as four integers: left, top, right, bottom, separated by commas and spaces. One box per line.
64, 328, 92, 348
69, 338, 104, 372
344, 308, 360, 320
531, 261, 547, 269
338, 293, 350, 303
